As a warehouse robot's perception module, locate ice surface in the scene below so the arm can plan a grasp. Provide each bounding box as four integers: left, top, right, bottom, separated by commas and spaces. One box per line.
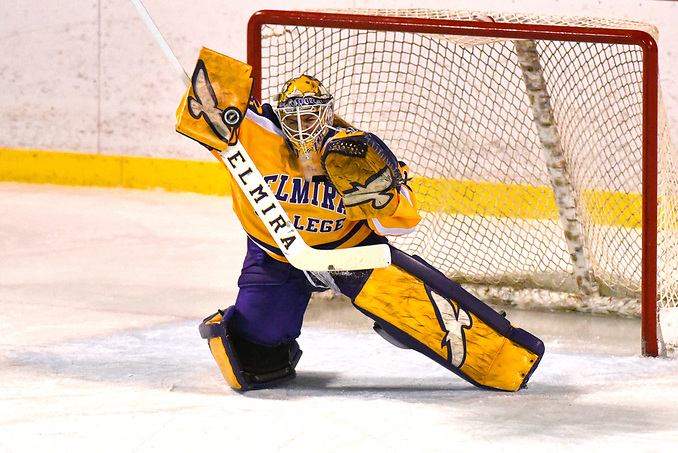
1, 182, 678, 453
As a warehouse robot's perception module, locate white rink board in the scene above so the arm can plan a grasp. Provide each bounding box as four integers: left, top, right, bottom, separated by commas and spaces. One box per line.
0, 0, 676, 160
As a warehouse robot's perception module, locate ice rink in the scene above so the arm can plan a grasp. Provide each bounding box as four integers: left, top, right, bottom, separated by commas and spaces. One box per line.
2, 182, 678, 452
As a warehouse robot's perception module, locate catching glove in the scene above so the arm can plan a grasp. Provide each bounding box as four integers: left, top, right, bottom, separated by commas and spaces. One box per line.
321, 129, 404, 220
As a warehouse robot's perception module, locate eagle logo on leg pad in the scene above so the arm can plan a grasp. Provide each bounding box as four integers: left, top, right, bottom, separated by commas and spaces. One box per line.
428, 288, 472, 368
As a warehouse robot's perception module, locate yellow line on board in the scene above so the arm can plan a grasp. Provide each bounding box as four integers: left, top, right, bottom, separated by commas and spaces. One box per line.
1, 149, 652, 228
0, 148, 231, 196
411, 177, 559, 219
409, 177, 645, 228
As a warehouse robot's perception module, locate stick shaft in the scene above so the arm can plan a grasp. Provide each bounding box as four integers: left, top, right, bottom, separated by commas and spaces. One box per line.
126, 0, 390, 271
128, 0, 190, 87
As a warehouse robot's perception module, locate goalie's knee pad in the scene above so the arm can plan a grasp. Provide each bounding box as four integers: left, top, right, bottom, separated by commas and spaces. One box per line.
199, 307, 302, 391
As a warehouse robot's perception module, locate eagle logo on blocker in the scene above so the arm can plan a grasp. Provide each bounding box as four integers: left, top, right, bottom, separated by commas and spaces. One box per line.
187, 59, 241, 144
428, 288, 472, 368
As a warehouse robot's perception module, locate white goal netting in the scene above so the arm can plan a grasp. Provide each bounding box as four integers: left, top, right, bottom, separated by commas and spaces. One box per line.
253, 9, 678, 353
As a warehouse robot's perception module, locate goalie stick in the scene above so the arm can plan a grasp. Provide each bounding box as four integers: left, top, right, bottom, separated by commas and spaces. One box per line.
128, 0, 391, 271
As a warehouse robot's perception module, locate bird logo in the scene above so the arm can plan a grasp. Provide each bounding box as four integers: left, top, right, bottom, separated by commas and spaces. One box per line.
428, 288, 472, 368
341, 166, 395, 209
186, 59, 242, 144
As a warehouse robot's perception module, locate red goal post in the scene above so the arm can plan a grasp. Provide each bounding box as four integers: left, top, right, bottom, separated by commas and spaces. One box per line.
246, 9, 672, 357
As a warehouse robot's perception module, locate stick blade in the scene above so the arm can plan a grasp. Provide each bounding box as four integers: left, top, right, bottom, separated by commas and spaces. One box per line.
289, 243, 392, 272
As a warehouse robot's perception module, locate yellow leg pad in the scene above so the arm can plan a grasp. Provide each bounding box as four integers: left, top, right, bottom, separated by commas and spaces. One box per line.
207, 336, 243, 391
354, 265, 541, 391
200, 311, 244, 390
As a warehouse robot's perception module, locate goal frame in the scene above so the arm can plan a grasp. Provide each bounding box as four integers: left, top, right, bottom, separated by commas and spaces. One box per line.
246, 9, 661, 356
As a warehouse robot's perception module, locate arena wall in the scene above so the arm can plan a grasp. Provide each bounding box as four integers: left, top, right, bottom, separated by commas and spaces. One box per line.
1, 0, 676, 191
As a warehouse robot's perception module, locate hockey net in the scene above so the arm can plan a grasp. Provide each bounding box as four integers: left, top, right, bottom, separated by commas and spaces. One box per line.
247, 9, 678, 356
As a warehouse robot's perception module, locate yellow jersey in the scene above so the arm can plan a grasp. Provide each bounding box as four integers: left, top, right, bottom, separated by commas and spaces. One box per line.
212, 98, 421, 261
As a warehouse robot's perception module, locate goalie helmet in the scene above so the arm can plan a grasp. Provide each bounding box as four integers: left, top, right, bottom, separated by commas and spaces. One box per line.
274, 75, 334, 180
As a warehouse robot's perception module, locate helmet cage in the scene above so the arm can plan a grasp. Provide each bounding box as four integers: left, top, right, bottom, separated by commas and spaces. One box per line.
276, 97, 334, 156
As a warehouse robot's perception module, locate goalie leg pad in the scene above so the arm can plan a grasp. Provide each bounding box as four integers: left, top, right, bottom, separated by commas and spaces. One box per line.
199, 306, 302, 391
352, 248, 544, 391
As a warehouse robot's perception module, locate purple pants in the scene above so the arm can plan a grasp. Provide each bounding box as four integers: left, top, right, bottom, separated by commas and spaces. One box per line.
230, 236, 383, 347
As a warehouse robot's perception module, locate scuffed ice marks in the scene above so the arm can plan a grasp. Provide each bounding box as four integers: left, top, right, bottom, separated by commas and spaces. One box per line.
8, 321, 678, 399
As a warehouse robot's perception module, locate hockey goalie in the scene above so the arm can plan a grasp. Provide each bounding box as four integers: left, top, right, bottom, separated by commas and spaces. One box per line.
176, 48, 544, 392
